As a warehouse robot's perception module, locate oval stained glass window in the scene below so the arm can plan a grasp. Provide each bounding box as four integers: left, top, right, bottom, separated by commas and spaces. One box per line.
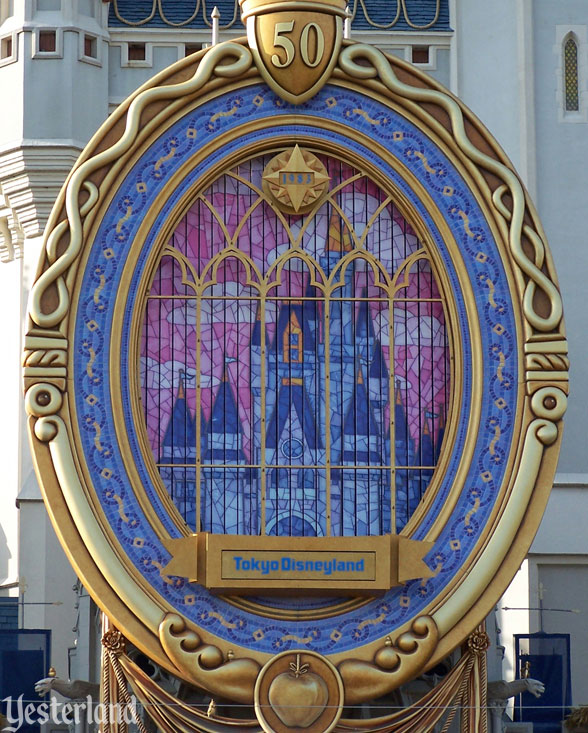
140, 153, 451, 538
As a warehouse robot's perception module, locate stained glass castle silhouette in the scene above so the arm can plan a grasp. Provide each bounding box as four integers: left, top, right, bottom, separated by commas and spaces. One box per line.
158, 212, 445, 536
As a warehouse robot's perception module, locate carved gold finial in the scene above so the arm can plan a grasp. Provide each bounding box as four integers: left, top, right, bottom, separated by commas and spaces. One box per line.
48, 667, 57, 678
207, 699, 217, 718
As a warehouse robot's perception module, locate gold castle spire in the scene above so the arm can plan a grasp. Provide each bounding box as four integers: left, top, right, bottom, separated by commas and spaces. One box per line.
327, 206, 353, 252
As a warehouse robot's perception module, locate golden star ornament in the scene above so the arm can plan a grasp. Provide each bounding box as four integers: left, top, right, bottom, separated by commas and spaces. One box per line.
262, 145, 330, 214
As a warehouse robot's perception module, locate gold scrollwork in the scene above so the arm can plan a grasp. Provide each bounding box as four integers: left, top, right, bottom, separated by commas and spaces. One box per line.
31, 413, 63, 443
24, 24, 568, 711
25, 383, 63, 418
528, 386, 568, 447
23, 348, 67, 369
338, 43, 563, 336
526, 353, 569, 370
159, 613, 260, 703
25, 382, 65, 443
338, 616, 438, 703
28, 43, 253, 332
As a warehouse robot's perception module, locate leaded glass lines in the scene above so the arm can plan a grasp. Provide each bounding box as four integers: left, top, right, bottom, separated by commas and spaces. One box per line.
565, 36, 580, 112
141, 154, 450, 537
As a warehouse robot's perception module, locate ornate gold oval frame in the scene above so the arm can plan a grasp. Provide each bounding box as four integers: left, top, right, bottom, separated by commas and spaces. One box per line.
24, 39, 567, 704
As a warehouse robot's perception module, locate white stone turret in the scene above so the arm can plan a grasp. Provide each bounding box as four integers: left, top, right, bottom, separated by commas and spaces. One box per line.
0, 0, 109, 256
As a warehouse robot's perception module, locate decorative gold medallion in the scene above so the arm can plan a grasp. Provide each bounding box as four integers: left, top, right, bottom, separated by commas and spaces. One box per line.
255, 651, 344, 733
240, 0, 345, 104
262, 145, 330, 214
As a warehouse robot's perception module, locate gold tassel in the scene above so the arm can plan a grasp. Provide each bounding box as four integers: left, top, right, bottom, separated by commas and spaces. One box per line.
461, 625, 490, 733
101, 616, 149, 733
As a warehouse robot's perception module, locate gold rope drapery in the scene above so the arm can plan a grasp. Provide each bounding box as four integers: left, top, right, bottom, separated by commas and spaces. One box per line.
100, 616, 489, 733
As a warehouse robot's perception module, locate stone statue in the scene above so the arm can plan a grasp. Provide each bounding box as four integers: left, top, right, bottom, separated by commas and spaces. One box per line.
487, 678, 545, 733
34, 677, 100, 700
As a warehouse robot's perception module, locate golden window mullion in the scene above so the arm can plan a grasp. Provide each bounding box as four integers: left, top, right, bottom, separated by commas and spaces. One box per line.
195, 286, 203, 533
388, 293, 396, 535
324, 291, 332, 538
259, 283, 268, 535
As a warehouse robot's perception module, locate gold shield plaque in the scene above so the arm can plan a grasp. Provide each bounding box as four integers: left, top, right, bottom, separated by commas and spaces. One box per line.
241, 0, 346, 104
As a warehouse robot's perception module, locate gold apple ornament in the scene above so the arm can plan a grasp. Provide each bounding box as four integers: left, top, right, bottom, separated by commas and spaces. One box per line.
255, 650, 344, 733
268, 654, 329, 728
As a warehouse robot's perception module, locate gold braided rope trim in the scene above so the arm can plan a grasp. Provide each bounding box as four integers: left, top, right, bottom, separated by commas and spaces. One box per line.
29, 42, 253, 330
109, 652, 149, 733
480, 643, 489, 733
101, 645, 112, 729
101, 619, 149, 733
338, 43, 563, 334
439, 656, 475, 733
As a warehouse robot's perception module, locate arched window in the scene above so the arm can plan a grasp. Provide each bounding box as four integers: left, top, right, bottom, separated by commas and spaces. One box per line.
141, 153, 451, 538
564, 36, 580, 112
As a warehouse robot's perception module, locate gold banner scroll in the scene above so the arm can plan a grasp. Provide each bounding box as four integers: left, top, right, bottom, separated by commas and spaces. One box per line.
162, 534, 434, 595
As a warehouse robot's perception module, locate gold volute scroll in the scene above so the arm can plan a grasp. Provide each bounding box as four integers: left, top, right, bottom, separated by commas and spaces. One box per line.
340, 616, 439, 704
240, 0, 345, 104
159, 613, 261, 704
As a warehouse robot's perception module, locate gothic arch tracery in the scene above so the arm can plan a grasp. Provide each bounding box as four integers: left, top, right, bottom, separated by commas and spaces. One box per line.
142, 153, 450, 537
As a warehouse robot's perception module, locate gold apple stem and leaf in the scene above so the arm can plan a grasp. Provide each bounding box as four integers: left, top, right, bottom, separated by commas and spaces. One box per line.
289, 655, 310, 679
